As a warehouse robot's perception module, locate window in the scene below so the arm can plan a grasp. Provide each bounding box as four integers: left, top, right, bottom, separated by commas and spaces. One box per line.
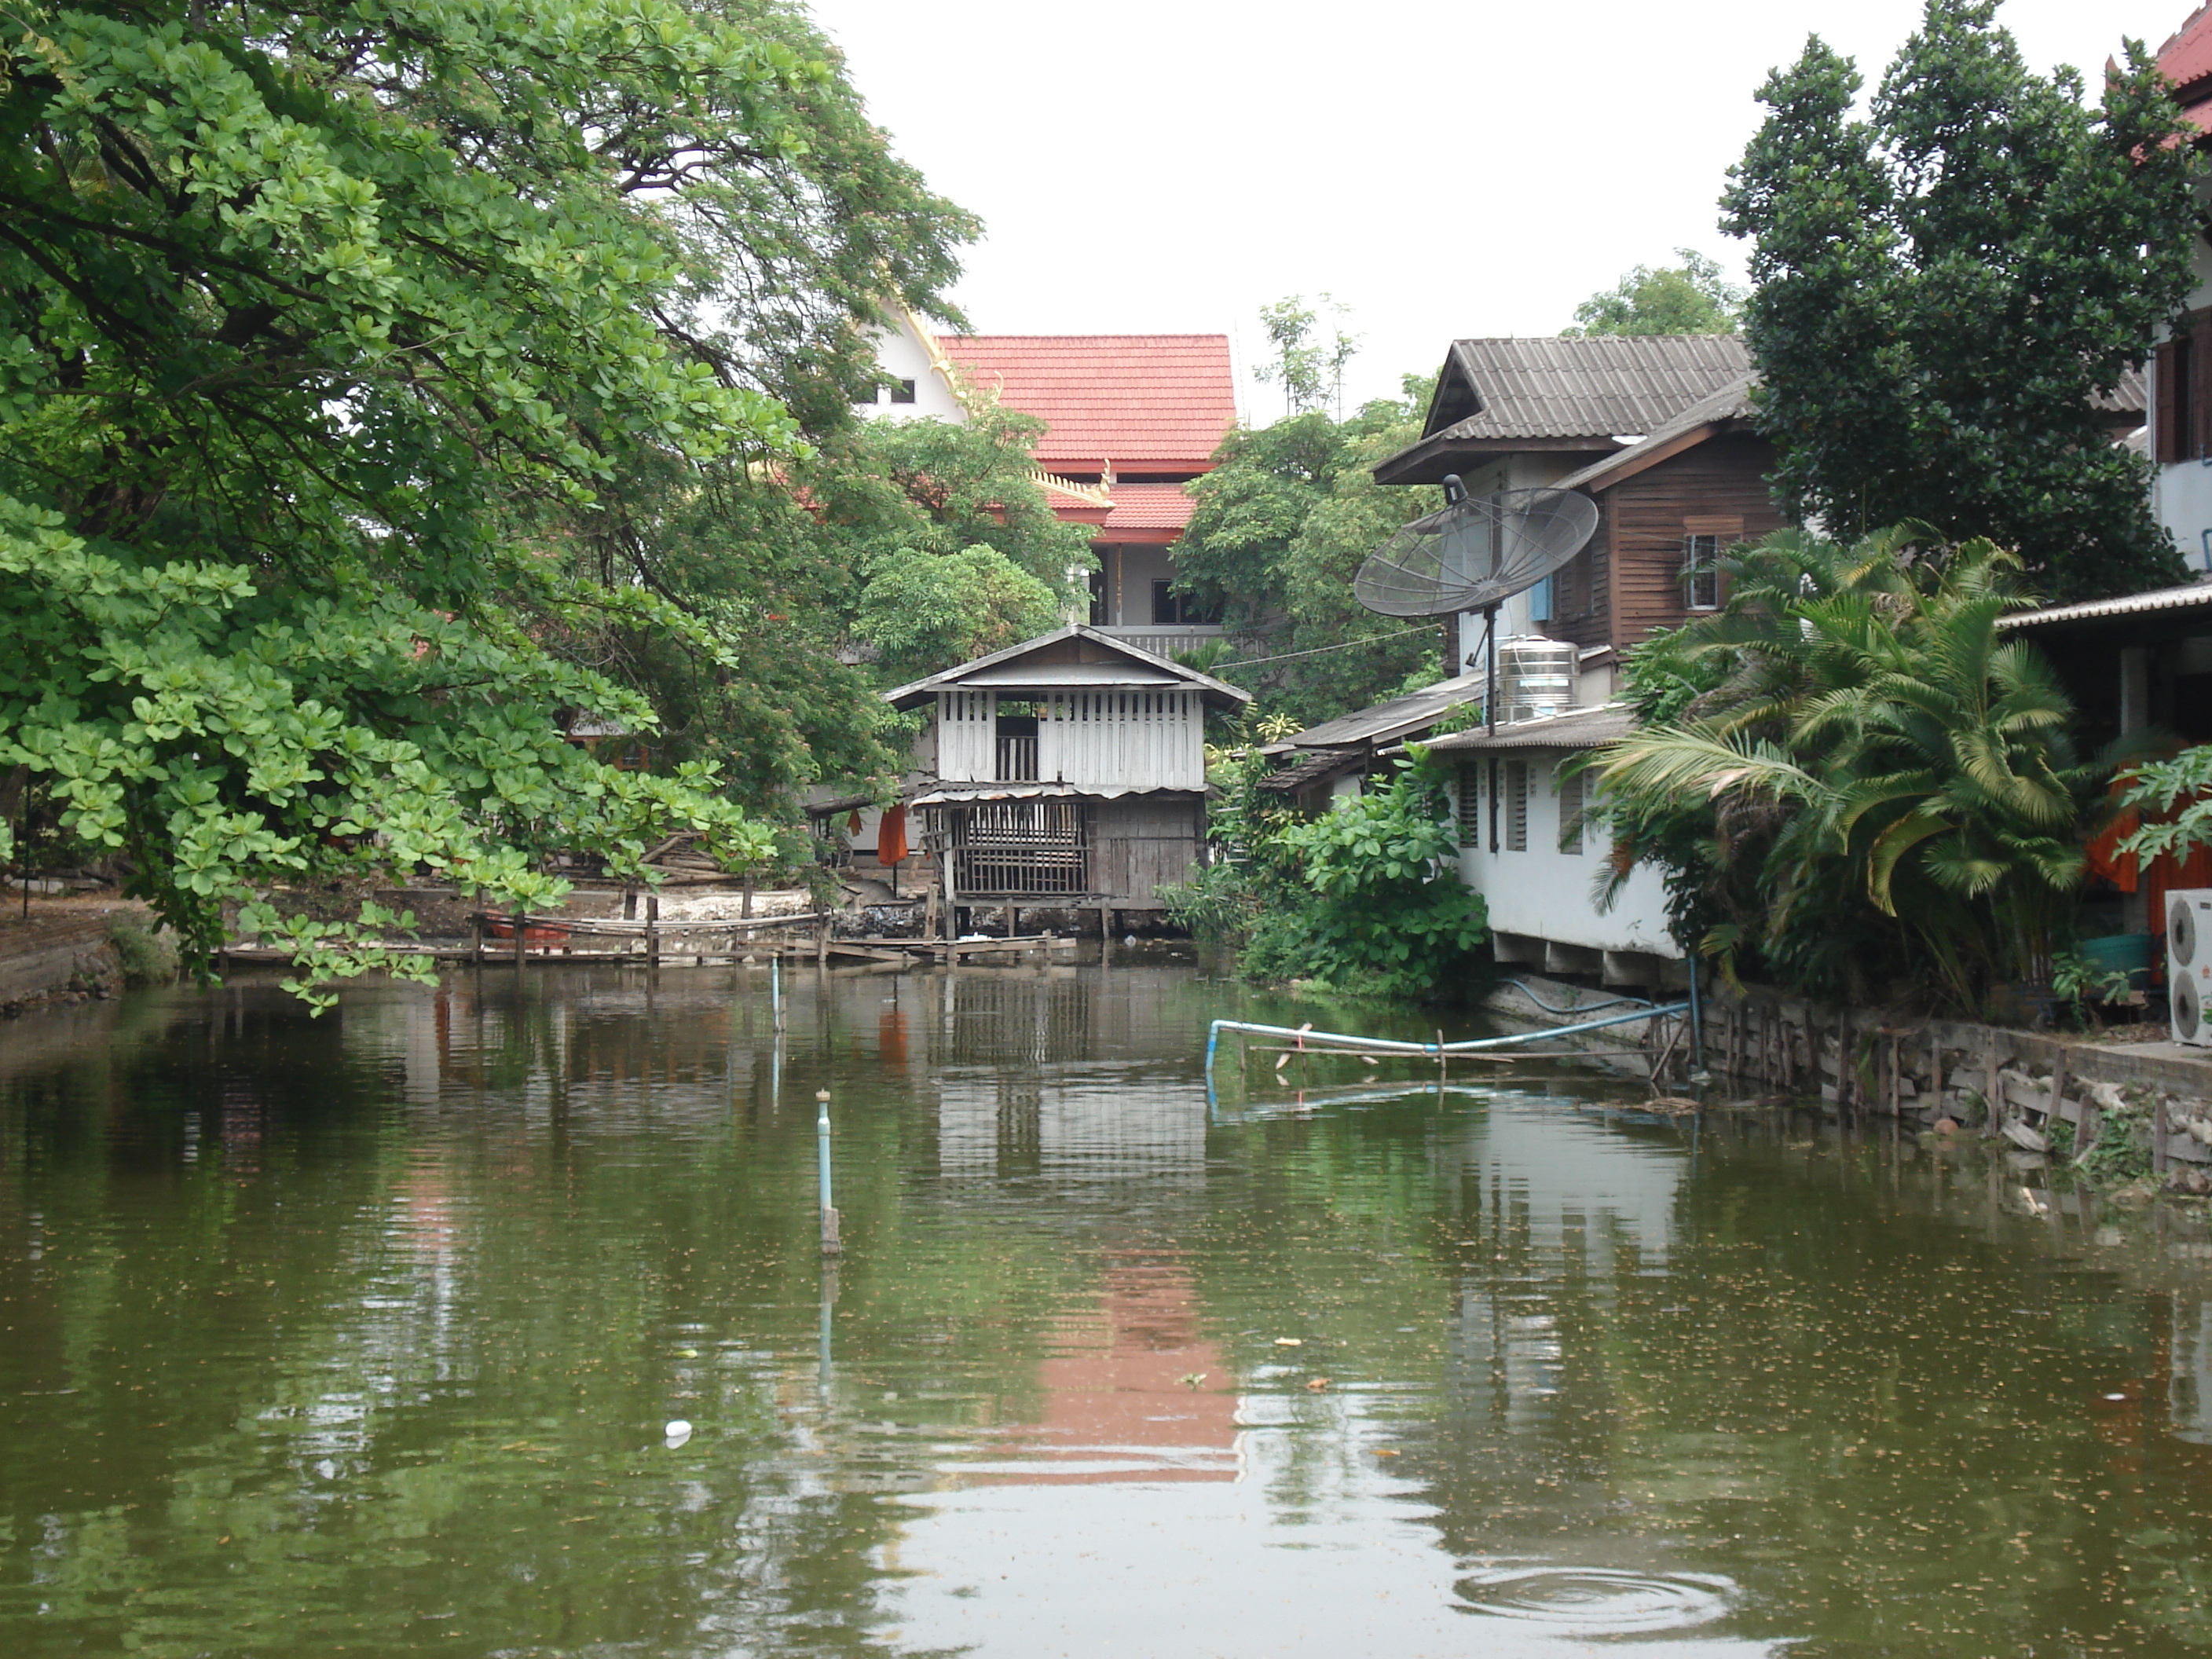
1089, 567, 1110, 625
2155, 313, 2212, 464
1504, 761, 1529, 851
1683, 535, 1721, 611
1558, 768, 1584, 855
888, 378, 917, 405
1457, 767, 1480, 849
1528, 573, 1552, 624
1150, 580, 1222, 627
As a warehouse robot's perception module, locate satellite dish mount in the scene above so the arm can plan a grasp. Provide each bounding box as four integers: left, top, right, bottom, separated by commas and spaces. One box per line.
1353, 474, 1599, 734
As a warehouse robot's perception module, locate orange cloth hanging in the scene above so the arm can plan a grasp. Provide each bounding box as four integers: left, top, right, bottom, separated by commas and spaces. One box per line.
876, 804, 909, 866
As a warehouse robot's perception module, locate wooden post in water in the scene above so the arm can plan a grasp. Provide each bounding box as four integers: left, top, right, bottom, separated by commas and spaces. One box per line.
742, 873, 754, 919
816, 1089, 843, 1257
512, 906, 526, 969
815, 910, 830, 969
1928, 1029, 1944, 1122
1888, 1034, 1901, 1118
1983, 1031, 2001, 1134
471, 911, 483, 966
1837, 1008, 1852, 1108
2155, 1093, 2170, 1177
2045, 1045, 2067, 1142
646, 894, 660, 969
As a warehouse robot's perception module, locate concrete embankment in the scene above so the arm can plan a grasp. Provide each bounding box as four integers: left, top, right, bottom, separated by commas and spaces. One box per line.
0, 897, 145, 1013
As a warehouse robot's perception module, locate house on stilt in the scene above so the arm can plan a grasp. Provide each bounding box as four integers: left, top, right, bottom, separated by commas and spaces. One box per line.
884, 626, 1251, 937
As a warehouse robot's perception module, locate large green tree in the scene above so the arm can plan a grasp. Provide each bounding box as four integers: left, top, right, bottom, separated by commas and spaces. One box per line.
1562, 249, 1744, 337
0, 0, 972, 994
1172, 378, 1444, 727
1719, 0, 2198, 602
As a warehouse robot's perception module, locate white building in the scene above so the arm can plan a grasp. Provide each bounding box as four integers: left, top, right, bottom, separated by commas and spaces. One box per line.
1419, 704, 1683, 989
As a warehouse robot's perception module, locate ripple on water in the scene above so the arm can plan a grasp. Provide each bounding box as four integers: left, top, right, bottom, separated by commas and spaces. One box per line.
1453, 1565, 1734, 1634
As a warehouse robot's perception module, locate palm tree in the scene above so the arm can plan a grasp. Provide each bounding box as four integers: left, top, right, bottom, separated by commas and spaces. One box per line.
1590, 528, 2100, 1012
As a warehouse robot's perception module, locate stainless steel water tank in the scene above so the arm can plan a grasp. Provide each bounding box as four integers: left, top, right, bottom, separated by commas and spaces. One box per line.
1498, 636, 1577, 724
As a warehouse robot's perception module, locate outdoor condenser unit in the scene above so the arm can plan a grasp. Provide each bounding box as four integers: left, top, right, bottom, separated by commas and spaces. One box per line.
2170, 889, 2212, 1046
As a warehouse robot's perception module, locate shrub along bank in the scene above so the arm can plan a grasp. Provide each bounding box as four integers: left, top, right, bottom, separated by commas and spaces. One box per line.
1163, 749, 1487, 1001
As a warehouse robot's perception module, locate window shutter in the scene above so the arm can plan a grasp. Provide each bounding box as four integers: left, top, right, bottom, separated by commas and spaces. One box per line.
2157, 339, 2185, 464
2192, 309, 2212, 462
1558, 769, 1584, 855
1505, 761, 1529, 851
1457, 767, 1479, 848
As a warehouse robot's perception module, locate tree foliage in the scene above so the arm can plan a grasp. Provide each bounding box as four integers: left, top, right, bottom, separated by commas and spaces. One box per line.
1562, 249, 1744, 337
1252, 294, 1359, 419
1164, 748, 1486, 999
1589, 527, 2110, 1013
1719, 0, 2198, 602
0, 0, 973, 995
1172, 379, 1443, 727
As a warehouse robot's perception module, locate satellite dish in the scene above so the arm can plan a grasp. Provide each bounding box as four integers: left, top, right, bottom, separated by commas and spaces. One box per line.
1354, 480, 1599, 617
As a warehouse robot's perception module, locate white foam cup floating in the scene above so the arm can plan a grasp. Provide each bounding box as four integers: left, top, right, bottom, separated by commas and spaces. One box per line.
663, 1419, 694, 1448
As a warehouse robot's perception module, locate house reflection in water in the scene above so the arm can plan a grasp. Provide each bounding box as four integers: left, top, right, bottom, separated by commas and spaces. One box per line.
969, 1256, 1238, 1486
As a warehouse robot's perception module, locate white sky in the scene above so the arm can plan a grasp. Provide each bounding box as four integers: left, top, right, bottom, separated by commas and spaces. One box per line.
812, 0, 2189, 419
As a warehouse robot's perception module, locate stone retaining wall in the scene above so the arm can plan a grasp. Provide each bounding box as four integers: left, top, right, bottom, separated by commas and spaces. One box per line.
1705, 987, 2212, 1185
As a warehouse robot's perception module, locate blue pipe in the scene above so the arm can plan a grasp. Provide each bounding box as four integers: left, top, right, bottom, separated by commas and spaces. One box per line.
1203, 1002, 1691, 1089
1496, 978, 1656, 1017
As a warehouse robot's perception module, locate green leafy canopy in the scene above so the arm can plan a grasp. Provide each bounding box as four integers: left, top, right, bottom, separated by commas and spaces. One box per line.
1719, 0, 2199, 601
0, 0, 973, 999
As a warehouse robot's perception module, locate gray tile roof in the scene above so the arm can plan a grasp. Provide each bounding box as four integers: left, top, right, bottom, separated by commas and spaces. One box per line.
1551, 374, 1759, 494
1429, 335, 1752, 444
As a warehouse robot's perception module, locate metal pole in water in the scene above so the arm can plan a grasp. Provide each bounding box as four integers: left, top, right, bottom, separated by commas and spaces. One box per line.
771, 955, 785, 1032
816, 1089, 842, 1256
1686, 954, 1705, 1080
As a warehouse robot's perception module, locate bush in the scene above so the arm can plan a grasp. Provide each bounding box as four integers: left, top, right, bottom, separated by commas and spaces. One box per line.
108, 915, 179, 987
1166, 746, 1487, 1000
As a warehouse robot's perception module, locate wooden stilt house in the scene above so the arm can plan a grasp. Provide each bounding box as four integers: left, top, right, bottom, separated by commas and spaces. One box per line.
884, 626, 1251, 935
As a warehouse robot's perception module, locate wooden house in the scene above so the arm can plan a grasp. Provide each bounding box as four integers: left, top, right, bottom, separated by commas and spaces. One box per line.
884, 626, 1251, 934
1534, 375, 1791, 668
1372, 335, 1754, 693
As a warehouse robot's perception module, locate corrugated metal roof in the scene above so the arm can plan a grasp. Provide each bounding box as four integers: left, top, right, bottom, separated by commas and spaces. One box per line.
1268, 671, 1486, 752
938, 335, 1236, 472
959, 663, 1183, 687
1257, 749, 1363, 793
1419, 704, 1636, 753
910, 782, 1190, 805
1997, 581, 2212, 630
1551, 374, 1758, 494
1433, 335, 1751, 443
882, 624, 1253, 711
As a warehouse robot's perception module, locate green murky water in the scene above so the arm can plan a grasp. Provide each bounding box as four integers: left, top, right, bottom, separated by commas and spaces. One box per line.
3, 962, 2212, 1657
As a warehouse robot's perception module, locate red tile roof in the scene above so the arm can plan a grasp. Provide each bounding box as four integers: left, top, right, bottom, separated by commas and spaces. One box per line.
2160, 5, 2212, 128
2163, 5, 2212, 93
1102, 483, 1196, 533
938, 335, 1236, 474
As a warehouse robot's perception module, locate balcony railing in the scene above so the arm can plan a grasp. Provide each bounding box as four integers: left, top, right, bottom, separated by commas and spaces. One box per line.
1097, 624, 1227, 663
996, 735, 1038, 781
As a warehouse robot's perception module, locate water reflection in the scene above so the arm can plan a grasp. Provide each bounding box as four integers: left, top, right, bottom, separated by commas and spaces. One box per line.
0, 964, 2210, 1657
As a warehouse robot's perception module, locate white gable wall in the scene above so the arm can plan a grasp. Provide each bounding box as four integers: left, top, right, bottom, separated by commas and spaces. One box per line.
932, 686, 1205, 790
856, 317, 969, 425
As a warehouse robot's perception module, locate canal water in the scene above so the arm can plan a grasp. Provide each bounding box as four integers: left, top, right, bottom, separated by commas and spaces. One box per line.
3, 963, 2212, 1657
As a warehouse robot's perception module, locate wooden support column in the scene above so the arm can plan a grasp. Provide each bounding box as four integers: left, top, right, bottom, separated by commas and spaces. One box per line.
2045, 1045, 2067, 1140
1983, 1031, 2001, 1133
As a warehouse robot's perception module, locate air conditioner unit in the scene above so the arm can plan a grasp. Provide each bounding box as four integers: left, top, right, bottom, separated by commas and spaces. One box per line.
2171, 889, 2212, 1046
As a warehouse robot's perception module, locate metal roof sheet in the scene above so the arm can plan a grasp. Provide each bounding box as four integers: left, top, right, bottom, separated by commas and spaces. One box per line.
1551, 375, 1759, 493
1270, 671, 1486, 752
1418, 704, 1636, 753
1256, 749, 1364, 793
1431, 335, 1751, 443
1996, 581, 2212, 630
958, 663, 1184, 687
881, 624, 1253, 711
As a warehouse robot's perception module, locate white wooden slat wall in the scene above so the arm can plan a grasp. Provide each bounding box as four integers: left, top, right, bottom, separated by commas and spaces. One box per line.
1038, 690, 1201, 790
936, 690, 994, 782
